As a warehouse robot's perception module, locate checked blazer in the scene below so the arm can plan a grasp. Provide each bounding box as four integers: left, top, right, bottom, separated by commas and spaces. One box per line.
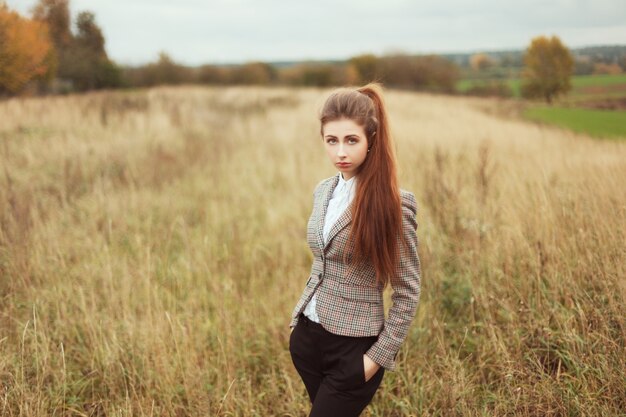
289, 172, 421, 372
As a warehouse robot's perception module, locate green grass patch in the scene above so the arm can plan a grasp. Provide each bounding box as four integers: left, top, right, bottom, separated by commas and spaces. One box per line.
570, 73, 626, 88
456, 78, 521, 96
523, 106, 626, 139
507, 78, 521, 97
455, 79, 474, 92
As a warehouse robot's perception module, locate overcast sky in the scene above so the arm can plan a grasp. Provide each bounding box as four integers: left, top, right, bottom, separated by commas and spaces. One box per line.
6, 0, 626, 66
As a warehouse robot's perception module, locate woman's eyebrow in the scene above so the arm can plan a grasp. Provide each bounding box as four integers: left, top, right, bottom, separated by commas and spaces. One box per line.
324, 134, 360, 138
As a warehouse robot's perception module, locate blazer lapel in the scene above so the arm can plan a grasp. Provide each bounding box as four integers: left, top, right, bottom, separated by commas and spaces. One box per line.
317, 172, 354, 251
316, 174, 338, 250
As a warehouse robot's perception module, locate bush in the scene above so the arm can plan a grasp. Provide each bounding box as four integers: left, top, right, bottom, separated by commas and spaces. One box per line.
464, 81, 514, 98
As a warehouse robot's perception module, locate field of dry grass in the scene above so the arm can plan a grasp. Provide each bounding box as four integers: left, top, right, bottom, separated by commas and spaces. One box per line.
0, 85, 624, 416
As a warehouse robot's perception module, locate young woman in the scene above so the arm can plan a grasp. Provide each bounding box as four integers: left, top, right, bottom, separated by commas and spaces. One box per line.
288, 82, 422, 416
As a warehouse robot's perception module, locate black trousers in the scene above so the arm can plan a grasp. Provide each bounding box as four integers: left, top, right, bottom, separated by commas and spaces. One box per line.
289, 312, 385, 417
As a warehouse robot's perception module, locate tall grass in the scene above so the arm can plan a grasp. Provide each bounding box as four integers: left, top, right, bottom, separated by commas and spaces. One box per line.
0, 86, 624, 416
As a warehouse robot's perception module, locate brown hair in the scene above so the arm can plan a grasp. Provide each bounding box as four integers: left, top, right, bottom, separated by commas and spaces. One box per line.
318, 82, 405, 289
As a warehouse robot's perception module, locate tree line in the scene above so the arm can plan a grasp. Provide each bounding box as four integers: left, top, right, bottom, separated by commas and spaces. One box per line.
0, 1, 459, 96
0, 0, 122, 95
1, 0, 588, 103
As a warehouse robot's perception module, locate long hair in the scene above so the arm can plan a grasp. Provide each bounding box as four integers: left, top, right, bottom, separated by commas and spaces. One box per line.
318, 82, 404, 289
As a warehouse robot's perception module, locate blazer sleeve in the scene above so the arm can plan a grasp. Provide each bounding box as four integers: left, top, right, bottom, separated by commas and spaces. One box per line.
365, 191, 421, 372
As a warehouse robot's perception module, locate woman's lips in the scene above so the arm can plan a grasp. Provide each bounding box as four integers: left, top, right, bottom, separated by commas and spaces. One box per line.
337, 162, 351, 167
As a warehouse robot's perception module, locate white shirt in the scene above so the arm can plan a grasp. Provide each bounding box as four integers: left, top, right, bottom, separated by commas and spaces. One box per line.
303, 172, 357, 322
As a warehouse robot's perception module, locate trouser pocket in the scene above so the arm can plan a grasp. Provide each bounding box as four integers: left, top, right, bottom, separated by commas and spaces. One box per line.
321, 332, 377, 391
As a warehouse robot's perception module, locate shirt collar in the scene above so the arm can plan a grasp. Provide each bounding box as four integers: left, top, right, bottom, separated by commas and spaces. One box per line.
336, 171, 356, 192
339, 171, 356, 183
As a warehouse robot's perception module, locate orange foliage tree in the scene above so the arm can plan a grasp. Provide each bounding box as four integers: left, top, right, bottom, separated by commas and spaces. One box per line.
349, 54, 380, 85
521, 35, 574, 104
0, 5, 55, 94
470, 53, 494, 71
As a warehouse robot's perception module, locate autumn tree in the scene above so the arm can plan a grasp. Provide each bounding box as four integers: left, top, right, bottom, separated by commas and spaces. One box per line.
32, 0, 122, 91
63, 11, 116, 90
31, 0, 71, 79
521, 35, 574, 104
470, 53, 495, 71
149, 52, 187, 85
371, 53, 459, 92
410, 54, 459, 92
196, 64, 229, 84
32, 0, 71, 48
278, 63, 338, 87
0, 5, 55, 95
231, 61, 276, 85
348, 54, 380, 85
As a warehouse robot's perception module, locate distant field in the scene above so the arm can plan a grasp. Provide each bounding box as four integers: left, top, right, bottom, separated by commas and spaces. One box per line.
458, 74, 626, 139
568, 74, 626, 102
523, 106, 626, 139
455, 78, 520, 96
457, 73, 626, 99
570, 73, 626, 88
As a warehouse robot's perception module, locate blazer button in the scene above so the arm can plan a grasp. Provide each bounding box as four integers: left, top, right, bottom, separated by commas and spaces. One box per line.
318, 273, 322, 279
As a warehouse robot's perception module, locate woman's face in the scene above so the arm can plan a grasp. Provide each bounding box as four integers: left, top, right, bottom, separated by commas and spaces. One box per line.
322, 118, 368, 181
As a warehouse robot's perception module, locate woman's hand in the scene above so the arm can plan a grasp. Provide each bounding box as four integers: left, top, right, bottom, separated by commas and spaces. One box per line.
363, 353, 381, 382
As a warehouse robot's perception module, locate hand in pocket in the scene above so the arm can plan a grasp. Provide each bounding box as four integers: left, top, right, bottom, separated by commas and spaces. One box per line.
363, 353, 381, 382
